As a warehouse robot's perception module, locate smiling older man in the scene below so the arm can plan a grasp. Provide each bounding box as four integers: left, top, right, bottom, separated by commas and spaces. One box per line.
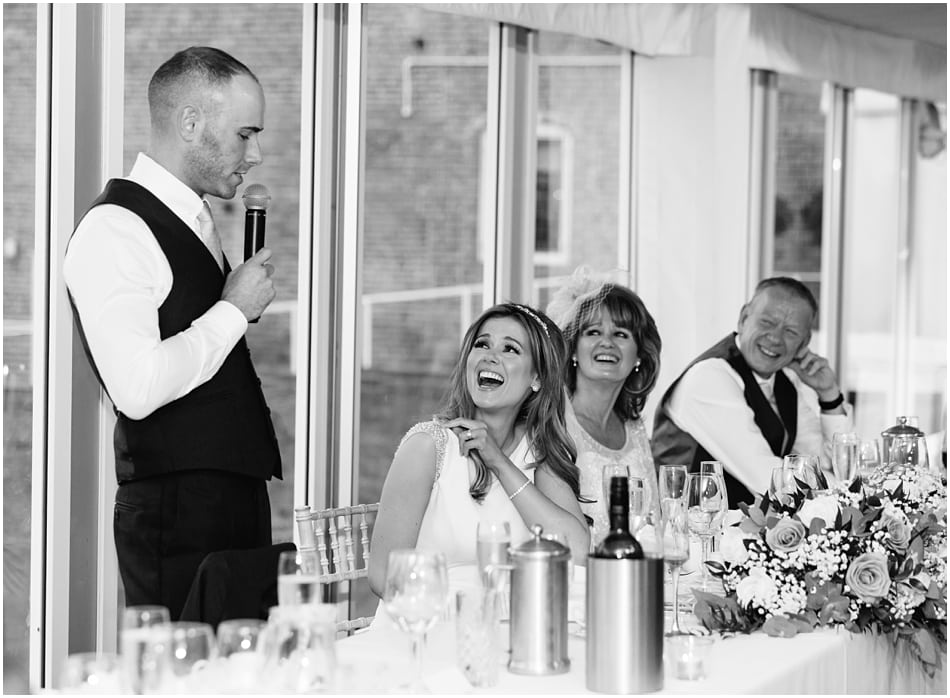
652, 277, 853, 506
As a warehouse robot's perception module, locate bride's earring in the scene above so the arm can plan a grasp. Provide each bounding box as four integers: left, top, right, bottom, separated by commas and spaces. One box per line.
531, 381, 540, 392
571, 356, 578, 367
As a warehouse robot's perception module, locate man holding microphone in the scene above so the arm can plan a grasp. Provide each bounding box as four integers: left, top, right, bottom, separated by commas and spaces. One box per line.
64, 46, 281, 619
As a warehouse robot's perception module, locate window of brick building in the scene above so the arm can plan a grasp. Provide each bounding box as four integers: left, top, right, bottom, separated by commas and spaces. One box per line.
772, 74, 826, 315
532, 30, 625, 311
3, 4, 37, 692
355, 3, 494, 620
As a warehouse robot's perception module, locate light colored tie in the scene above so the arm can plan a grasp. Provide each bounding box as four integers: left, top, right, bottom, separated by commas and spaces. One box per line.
196, 200, 224, 271
758, 378, 778, 412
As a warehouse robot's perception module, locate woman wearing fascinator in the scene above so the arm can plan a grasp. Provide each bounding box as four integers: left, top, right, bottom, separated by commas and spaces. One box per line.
547, 267, 662, 545
368, 302, 589, 597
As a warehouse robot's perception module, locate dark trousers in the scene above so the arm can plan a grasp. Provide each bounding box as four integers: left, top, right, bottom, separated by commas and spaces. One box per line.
114, 469, 272, 620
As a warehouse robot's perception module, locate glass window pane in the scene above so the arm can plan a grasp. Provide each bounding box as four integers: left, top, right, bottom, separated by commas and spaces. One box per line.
357, 4, 493, 619
123, 4, 303, 543
533, 32, 624, 309
773, 74, 826, 319
910, 103, 947, 438
843, 89, 902, 440
3, 3, 37, 693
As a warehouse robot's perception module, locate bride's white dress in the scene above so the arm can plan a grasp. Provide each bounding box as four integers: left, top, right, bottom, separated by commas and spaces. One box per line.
372, 420, 537, 624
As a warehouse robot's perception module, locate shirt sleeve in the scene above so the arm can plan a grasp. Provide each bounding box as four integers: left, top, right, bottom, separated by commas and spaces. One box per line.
63, 204, 248, 419
665, 358, 784, 498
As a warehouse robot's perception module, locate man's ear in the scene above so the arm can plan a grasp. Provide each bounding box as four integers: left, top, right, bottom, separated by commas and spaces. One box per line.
178, 104, 201, 143
795, 330, 812, 359
737, 302, 750, 331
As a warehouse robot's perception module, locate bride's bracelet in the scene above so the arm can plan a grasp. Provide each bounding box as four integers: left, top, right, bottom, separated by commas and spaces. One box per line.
508, 479, 531, 501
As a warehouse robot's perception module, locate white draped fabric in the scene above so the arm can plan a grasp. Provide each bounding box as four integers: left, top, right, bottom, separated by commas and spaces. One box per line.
424, 3, 946, 101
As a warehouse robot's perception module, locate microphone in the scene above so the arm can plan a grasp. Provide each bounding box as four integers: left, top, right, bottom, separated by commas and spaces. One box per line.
242, 184, 271, 261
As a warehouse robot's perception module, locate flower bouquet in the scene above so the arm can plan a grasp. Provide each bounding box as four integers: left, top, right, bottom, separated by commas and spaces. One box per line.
693, 463, 947, 677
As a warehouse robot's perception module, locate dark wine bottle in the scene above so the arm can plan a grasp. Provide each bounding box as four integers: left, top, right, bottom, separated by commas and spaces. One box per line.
592, 475, 644, 559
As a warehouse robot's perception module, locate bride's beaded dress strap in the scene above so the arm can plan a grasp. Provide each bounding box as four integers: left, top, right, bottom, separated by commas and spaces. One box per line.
399, 420, 449, 484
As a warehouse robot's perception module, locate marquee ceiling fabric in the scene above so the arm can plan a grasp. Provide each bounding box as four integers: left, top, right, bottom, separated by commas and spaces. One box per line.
423, 3, 947, 102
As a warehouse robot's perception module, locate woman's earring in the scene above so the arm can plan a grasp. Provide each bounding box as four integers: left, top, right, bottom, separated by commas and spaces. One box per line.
571, 357, 578, 367
634, 360, 641, 373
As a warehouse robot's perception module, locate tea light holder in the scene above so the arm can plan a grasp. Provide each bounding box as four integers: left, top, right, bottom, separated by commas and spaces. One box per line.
667, 635, 713, 681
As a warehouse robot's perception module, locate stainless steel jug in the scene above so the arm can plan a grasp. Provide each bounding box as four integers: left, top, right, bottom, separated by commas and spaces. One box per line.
507, 525, 570, 675
586, 555, 664, 693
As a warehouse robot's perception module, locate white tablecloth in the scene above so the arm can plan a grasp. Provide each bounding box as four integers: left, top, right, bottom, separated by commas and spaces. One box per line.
336, 565, 946, 694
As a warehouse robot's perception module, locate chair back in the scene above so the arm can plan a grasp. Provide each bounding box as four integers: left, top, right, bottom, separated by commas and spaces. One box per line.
294, 503, 379, 633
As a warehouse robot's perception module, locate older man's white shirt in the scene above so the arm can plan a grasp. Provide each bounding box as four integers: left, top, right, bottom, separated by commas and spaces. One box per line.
665, 355, 853, 498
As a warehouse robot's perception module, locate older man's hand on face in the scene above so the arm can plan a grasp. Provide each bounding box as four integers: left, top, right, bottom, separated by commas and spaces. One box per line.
787, 348, 843, 406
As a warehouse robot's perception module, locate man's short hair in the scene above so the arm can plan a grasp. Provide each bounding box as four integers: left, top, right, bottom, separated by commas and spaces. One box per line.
752, 277, 819, 317
147, 46, 258, 125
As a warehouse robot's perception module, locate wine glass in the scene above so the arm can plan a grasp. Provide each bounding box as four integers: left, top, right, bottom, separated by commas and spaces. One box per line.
119, 605, 171, 695
628, 476, 648, 534
215, 618, 266, 692
384, 549, 449, 692
698, 461, 728, 555
832, 432, 860, 483
686, 473, 727, 591
60, 652, 122, 693
658, 464, 688, 504
770, 466, 798, 508
662, 497, 690, 636
476, 520, 511, 588
277, 549, 322, 605
783, 453, 824, 491
260, 604, 338, 693
857, 439, 882, 483
158, 621, 217, 693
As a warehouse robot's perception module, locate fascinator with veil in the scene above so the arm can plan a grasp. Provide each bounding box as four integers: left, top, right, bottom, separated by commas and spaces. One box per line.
545, 266, 634, 341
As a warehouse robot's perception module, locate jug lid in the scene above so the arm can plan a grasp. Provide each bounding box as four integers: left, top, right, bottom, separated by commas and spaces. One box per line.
882, 416, 924, 438
510, 524, 570, 561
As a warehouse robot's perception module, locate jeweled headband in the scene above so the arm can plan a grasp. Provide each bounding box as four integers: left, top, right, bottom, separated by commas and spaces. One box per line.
512, 303, 551, 340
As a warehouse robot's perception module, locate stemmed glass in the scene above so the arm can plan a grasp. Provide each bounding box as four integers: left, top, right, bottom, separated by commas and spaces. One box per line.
832, 432, 860, 484
159, 621, 217, 693
686, 473, 727, 591
857, 440, 882, 484
770, 466, 798, 508
216, 619, 266, 692
658, 465, 689, 626
628, 476, 649, 535
783, 453, 825, 491
662, 495, 690, 636
60, 652, 122, 693
476, 520, 510, 588
277, 549, 322, 605
384, 549, 449, 692
119, 605, 171, 695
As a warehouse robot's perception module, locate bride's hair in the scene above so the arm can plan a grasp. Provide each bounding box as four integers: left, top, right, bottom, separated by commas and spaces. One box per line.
436, 303, 580, 503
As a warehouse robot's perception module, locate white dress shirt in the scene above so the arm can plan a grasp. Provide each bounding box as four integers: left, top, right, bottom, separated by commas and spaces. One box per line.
665, 343, 853, 498
63, 153, 247, 420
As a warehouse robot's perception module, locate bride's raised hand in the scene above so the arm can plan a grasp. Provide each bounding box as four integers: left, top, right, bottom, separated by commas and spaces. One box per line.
443, 418, 507, 472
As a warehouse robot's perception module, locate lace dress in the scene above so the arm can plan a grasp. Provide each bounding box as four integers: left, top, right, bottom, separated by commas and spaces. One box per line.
566, 401, 657, 547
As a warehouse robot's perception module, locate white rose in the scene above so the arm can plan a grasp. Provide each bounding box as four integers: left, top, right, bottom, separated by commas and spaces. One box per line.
796, 494, 839, 530
735, 567, 777, 607
720, 526, 750, 565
